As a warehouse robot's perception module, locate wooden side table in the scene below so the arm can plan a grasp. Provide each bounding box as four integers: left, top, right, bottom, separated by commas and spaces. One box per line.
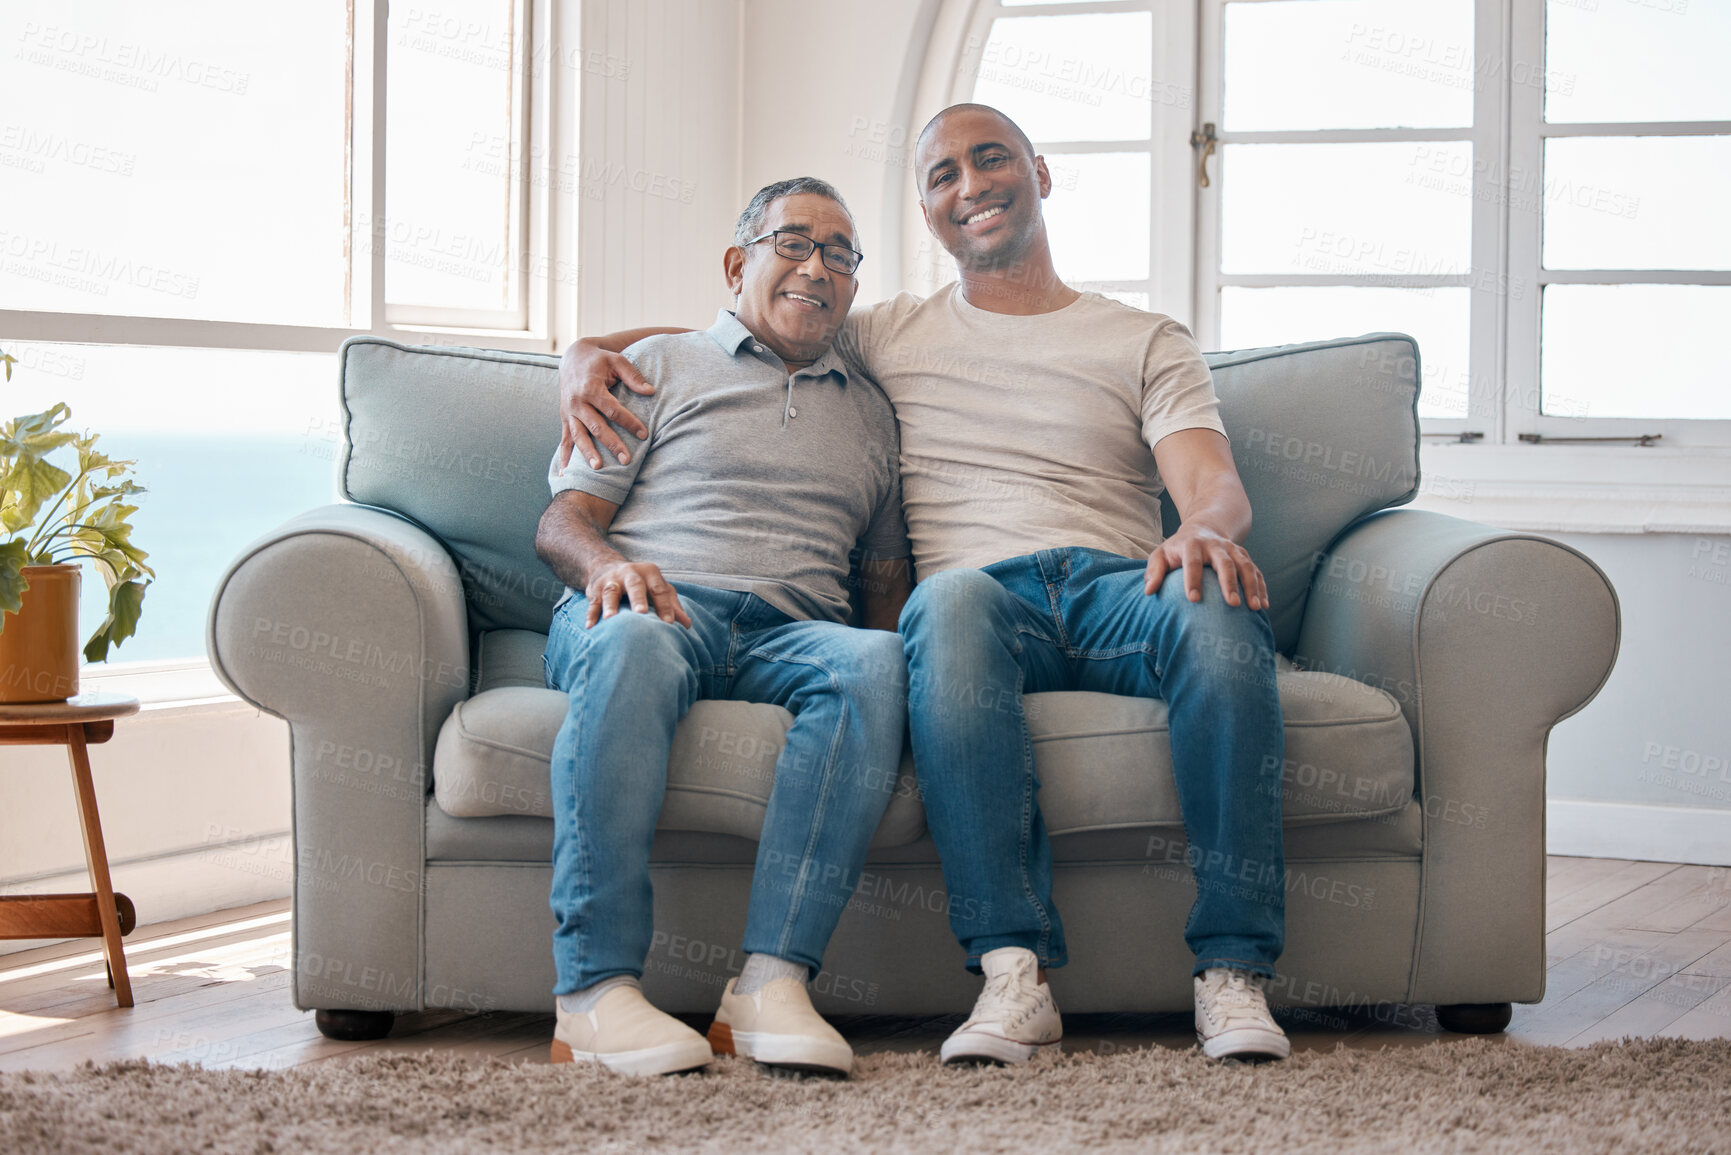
0, 692, 142, 1006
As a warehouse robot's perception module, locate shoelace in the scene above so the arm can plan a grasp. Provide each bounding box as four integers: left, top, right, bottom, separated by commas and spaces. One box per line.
970, 962, 1044, 1029
1206, 972, 1271, 1026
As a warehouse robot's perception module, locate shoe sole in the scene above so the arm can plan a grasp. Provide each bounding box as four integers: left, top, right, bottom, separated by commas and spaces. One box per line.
708, 1021, 853, 1074
550, 1036, 715, 1075
939, 1030, 1061, 1066
1196, 1027, 1291, 1061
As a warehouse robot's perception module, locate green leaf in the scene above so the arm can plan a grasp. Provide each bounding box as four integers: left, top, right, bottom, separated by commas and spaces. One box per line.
0, 351, 16, 381
1, 404, 75, 455
83, 579, 148, 663
0, 539, 27, 620
1, 456, 74, 535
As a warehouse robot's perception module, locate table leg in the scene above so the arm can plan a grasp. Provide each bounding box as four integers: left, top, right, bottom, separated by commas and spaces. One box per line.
65, 722, 133, 1007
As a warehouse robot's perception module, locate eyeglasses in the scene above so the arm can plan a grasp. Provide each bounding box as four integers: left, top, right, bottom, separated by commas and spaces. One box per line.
743, 229, 864, 275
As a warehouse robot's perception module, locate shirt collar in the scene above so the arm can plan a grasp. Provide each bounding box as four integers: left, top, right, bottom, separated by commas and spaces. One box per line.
706, 309, 850, 385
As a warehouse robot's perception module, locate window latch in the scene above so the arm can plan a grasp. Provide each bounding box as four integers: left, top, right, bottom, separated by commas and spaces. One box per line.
1190, 123, 1217, 188
1518, 433, 1663, 446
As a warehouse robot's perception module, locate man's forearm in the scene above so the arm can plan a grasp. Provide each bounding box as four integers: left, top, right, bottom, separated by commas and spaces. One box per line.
535, 495, 625, 590
572, 326, 693, 355
1177, 482, 1252, 543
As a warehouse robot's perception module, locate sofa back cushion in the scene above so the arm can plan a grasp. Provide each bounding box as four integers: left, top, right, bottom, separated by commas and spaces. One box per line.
338, 331, 1421, 648
339, 337, 566, 634
1183, 334, 1422, 654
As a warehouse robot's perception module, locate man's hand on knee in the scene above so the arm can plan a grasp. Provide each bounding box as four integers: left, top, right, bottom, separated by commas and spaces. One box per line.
585, 561, 691, 628
1143, 525, 1268, 612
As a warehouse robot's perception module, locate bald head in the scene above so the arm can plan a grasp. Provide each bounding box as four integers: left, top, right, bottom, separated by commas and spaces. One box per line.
915, 103, 1035, 186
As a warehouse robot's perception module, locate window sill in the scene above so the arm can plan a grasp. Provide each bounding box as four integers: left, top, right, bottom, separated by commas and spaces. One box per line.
1414, 443, 1731, 535
79, 659, 251, 718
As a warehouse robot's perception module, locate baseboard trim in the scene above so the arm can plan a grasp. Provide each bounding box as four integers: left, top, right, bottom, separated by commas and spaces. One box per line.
1549, 799, 1731, 866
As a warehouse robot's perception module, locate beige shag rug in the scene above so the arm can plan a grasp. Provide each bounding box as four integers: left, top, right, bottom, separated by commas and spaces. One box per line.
4, 1038, 1729, 1155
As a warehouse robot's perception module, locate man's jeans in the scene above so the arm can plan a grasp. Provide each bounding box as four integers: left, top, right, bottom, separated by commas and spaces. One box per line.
899, 547, 1285, 979
544, 583, 907, 995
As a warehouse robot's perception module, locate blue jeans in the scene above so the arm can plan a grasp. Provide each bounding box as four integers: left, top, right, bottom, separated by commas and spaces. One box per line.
899, 548, 1285, 979
544, 583, 907, 994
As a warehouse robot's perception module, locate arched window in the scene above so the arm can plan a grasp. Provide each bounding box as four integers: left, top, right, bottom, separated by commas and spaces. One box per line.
925, 0, 1197, 319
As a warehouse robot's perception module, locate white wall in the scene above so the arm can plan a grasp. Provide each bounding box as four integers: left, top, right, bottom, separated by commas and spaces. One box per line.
739, 0, 935, 305
575, 0, 743, 334
1545, 532, 1731, 864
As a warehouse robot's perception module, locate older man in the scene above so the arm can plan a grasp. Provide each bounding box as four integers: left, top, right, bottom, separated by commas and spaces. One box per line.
534, 176, 910, 1076
558, 105, 1290, 1065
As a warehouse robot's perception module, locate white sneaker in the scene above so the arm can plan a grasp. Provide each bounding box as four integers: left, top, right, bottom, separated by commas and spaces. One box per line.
1194, 967, 1290, 1060
709, 977, 854, 1074
940, 947, 1062, 1065
551, 985, 714, 1076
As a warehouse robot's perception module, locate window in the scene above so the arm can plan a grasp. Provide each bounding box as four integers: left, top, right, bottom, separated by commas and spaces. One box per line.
1196, 0, 1729, 445
949, 0, 1196, 315
1512, 0, 1731, 436
0, 0, 575, 664
953, 0, 1730, 448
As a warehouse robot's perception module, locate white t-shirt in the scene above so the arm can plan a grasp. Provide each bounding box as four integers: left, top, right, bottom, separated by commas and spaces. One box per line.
836, 283, 1226, 580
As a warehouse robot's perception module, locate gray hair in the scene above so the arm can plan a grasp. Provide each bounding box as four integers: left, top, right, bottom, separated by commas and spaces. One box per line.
734, 177, 855, 247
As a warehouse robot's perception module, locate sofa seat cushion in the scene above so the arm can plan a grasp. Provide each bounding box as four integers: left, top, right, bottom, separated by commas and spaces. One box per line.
434, 687, 929, 849
433, 634, 1413, 843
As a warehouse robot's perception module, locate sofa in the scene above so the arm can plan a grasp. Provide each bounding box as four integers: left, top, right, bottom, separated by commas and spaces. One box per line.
207, 331, 1619, 1040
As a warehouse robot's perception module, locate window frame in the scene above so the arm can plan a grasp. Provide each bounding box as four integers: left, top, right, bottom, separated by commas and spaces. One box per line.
1505, 0, 1731, 445
1194, 0, 1731, 448
945, 0, 1199, 320
0, 0, 575, 356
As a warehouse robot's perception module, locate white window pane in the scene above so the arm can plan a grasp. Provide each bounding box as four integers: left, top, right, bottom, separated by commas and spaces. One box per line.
1546, 2, 1731, 124
385, 0, 520, 311
0, 2, 349, 325
0, 342, 340, 661
1043, 154, 1150, 282
1219, 287, 1470, 419
1221, 144, 1473, 276
965, 14, 1155, 143
1225, 0, 1473, 131
1542, 286, 1731, 420
1543, 137, 1731, 271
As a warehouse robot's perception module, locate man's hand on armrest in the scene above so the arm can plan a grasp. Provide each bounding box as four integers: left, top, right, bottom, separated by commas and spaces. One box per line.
861, 556, 913, 632
558, 327, 691, 469
534, 490, 691, 628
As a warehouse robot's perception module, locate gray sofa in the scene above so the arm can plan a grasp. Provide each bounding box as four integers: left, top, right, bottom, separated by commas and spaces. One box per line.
207, 331, 1619, 1040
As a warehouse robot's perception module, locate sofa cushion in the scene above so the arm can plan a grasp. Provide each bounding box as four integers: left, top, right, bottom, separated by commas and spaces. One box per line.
339, 337, 566, 635
433, 632, 1414, 841
338, 333, 1420, 653
1191, 334, 1421, 654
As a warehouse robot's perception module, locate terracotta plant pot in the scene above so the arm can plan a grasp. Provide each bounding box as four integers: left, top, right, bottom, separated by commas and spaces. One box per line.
0, 563, 82, 703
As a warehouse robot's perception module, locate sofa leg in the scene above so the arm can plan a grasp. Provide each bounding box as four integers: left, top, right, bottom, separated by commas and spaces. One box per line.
1435, 1003, 1512, 1034
315, 1009, 396, 1041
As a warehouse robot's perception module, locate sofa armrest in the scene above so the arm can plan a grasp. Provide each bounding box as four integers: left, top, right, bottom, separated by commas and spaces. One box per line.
1294, 508, 1619, 1004
208, 503, 470, 1012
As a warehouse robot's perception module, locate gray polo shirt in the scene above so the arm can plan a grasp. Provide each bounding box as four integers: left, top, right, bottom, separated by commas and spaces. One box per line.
548, 310, 908, 624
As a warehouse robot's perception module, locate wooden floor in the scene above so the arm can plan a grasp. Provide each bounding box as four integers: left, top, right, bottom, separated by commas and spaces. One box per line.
2, 856, 1728, 1072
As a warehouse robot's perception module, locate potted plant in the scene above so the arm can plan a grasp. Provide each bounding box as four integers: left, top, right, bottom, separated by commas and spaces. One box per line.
0, 346, 152, 702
